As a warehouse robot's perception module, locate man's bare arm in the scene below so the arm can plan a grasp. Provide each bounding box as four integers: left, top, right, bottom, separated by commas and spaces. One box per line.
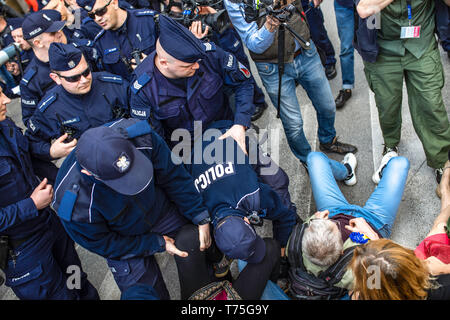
357, 0, 394, 18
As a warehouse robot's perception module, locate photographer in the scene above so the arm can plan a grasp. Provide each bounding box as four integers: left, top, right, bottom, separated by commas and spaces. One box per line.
355, 0, 450, 189
223, 0, 357, 171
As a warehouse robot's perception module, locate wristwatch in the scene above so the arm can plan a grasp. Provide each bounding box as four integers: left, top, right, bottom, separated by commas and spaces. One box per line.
198, 217, 211, 225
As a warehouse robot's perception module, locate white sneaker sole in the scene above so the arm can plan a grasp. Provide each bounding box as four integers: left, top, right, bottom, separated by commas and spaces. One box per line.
372, 151, 398, 184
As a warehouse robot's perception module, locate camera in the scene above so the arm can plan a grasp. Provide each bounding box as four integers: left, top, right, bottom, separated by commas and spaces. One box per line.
241, 0, 297, 24
165, 0, 231, 34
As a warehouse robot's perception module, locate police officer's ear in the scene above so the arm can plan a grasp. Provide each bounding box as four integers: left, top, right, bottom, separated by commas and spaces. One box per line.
81, 169, 93, 176
49, 72, 63, 85
112, 0, 120, 9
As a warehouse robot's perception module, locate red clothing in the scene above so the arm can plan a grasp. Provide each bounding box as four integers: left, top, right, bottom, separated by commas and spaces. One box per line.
415, 233, 450, 264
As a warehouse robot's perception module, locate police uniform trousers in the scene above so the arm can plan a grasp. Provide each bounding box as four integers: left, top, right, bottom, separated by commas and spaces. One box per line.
363, 40, 450, 169
5, 213, 99, 300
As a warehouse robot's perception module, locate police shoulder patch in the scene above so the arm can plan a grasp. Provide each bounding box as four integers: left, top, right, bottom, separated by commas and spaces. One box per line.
38, 93, 58, 113
131, 73, 151, 94
203, 42, 216, 52
99, 75, 123, 84
20, 67, 37, 86
238, 61, 251, 78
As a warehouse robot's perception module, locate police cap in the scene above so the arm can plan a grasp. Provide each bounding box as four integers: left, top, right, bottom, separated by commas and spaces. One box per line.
49, 42, 83, 72
158, 14, 206, 63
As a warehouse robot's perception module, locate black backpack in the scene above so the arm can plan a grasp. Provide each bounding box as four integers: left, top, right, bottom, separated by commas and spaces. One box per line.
286, 222, 356, 300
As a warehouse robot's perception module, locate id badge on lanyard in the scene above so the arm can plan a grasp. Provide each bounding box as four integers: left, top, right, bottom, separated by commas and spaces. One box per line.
400, 0, 420, 39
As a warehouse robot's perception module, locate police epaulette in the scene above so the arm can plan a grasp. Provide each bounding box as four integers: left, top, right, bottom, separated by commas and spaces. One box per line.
99, 75, 123, 84
125, 120, 152, 138
131, 73, 151, 94
72, 39, 93, 47
93, 29, 105, 42
203, 42, 216, 52
20, 67, 37, 86
134, 9, 155, 16
38, 93, 58, 113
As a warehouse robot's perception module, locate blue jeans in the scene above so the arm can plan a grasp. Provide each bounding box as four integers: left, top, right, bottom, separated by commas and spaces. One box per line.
255, 41, 337, 165
306, 152, 410, 238
334, 0, 355, 89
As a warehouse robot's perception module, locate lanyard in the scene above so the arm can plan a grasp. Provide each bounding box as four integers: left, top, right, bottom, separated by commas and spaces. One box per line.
406, 0, 412, 25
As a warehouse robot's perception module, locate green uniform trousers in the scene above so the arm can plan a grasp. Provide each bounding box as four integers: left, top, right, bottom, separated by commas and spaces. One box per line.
364, 40, 450, 169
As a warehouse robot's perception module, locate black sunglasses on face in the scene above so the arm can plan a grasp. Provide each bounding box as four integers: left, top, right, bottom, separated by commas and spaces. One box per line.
57, 67, 91, 83
88, 0, 113, 19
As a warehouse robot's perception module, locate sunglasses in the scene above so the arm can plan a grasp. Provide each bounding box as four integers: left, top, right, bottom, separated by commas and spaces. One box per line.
88, 0, 113, 19
57, 67, 91, 83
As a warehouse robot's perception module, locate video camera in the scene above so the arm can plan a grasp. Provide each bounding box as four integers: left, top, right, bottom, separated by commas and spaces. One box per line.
164, 0, 231, 34
240, 0, 297, 24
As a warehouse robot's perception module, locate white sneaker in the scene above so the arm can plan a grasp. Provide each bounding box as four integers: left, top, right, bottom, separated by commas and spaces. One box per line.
372, 151, 398, 184
343, 153, 357, 186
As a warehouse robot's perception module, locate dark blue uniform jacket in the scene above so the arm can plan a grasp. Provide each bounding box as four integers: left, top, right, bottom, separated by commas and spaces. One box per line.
186, 120, 296, 247
130, 44, 254, 144
26, 72, 130, 161
93, 9, 159, 81
0, 118, 52, 241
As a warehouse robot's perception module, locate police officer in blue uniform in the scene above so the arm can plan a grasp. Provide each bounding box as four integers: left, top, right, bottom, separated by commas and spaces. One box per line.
0, 13, 17, 92
88, 0, 159, 81
5, 18, 35, 71
52, 118, 213, 299
130, 14, 254, 154
0, 18, 34, 99
27, 42, 130, 161
41, 0, 103, 41
20, 10, 98, 127
0, 86, 99, 300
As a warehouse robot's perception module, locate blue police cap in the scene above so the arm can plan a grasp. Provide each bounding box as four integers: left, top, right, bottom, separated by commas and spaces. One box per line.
22, 10, 66, 40
43, 9, 63, 21
8, 17, 24, 31
158, 14, 206, 63
214, 215, 266, 264
49, 42, 83, 72
76, 126, 154, 196
76, 0, 95, 12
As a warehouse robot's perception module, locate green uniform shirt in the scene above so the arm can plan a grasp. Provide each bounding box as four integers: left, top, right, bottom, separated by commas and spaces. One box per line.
378, 0, 435, 59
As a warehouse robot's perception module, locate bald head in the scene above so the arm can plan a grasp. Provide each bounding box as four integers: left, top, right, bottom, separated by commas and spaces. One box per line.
155, 38, 175, 63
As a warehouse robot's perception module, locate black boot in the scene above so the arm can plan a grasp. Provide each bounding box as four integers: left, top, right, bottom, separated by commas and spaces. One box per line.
319, 136, 358, 155
335, 89, 352, 109
251, 102, 268, 121
325, 64, 337, 80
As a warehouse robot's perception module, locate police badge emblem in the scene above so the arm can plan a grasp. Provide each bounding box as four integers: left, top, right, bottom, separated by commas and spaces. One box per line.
68, 61, 76, 69
114, 152, 131, 173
